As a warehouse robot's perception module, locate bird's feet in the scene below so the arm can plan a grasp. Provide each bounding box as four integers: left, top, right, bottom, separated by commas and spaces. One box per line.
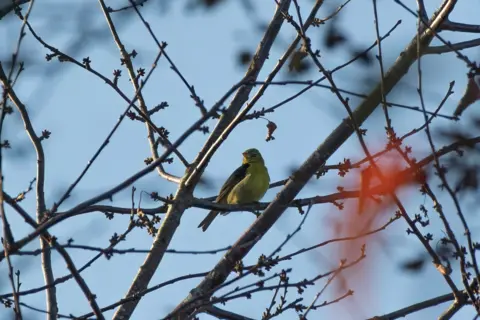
252, 201, 262, 218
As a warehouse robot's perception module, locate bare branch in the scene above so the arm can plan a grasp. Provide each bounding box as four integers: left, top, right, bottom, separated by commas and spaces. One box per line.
170, 1, 461, 318
0, 177, 22, 319
416, 0, 428, 21
0, 0, 30, 19
423, 38, 480, 54
3, 0, 480, 318
204, 306, 256, 320
438, 299, 465, 320
110, 1, 292, 319
0, 53, 58, 317
98, 0, 189, 182
369, 291, 467, 320
0, 194, 105, 318
441, 20, 480, 33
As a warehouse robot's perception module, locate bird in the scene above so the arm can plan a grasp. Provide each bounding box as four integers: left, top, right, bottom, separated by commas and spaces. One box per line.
198, 148, 270, 232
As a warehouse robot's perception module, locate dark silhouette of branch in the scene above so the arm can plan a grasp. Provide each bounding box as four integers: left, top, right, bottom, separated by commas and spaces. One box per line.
111, 1, 293, 319
368, 290, 468, 320
0, 0, 30, 19
204, 306, 256, 320
440, 20, 480, 33
2, 0, 480, 318
169, 1, 465, 318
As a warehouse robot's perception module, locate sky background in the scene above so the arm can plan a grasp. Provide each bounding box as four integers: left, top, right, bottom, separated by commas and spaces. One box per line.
1, 0, 480, 319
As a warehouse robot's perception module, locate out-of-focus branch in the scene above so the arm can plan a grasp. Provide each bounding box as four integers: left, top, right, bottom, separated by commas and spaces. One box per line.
204, 306, 256, 320
0, 0, 29, 19
111, 2, 292, 319
169, 1, 460, 318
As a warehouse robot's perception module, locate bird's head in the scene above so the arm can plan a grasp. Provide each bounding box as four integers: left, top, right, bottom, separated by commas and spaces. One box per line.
242, 148, 264, 164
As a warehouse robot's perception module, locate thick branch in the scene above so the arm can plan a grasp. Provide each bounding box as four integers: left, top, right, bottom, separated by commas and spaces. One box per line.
0, 0, 29, 19
204, 306, 256, 320
110, 2, 292, 319
0, 78, 237, 258
169, 1, 455, 318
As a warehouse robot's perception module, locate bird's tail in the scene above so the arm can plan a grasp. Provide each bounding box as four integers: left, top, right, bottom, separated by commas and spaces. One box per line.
198, 211, 219, 232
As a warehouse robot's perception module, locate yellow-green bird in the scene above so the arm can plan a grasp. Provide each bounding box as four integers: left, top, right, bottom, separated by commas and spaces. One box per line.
198, 148, 270, 232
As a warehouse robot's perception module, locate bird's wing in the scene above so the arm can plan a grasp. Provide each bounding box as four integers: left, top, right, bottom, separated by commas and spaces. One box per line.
216, 163, 250, 202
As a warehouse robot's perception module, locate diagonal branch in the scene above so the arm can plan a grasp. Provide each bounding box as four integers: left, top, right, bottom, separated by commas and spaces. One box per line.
1, 192, 106, 318
97, 0, 188, 182
416, 0, 428, 22
0, 79, 239, 258
423, 38, 480, 55
168, 1, 458, 318
184, 0, 326, 189
44, 132, 480, 220
184, 0, 296, 188
2, 129, 475, 261
110, 3, 292, 319
204, 306, 256, 320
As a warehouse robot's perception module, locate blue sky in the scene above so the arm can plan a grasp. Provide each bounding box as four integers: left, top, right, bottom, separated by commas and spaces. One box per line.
1, 0, 480, 319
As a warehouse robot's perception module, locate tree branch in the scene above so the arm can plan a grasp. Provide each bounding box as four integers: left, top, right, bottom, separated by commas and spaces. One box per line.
169, 1, 458, 318
110, 1, 292, 319
369, 291, 467, 320
440, 20, 480, 33
423, 38, 480, 54
0, 0, 30, 19
0, 60, 58, 319
0, 195, 105, 318
98, 0, 188, 181
204, 306, 256, 320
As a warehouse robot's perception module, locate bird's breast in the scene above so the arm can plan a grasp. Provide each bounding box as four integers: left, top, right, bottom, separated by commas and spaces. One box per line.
227, 168, 269, 204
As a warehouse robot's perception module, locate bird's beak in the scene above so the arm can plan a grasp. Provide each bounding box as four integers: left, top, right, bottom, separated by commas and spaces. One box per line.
242, 152, 247, 157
